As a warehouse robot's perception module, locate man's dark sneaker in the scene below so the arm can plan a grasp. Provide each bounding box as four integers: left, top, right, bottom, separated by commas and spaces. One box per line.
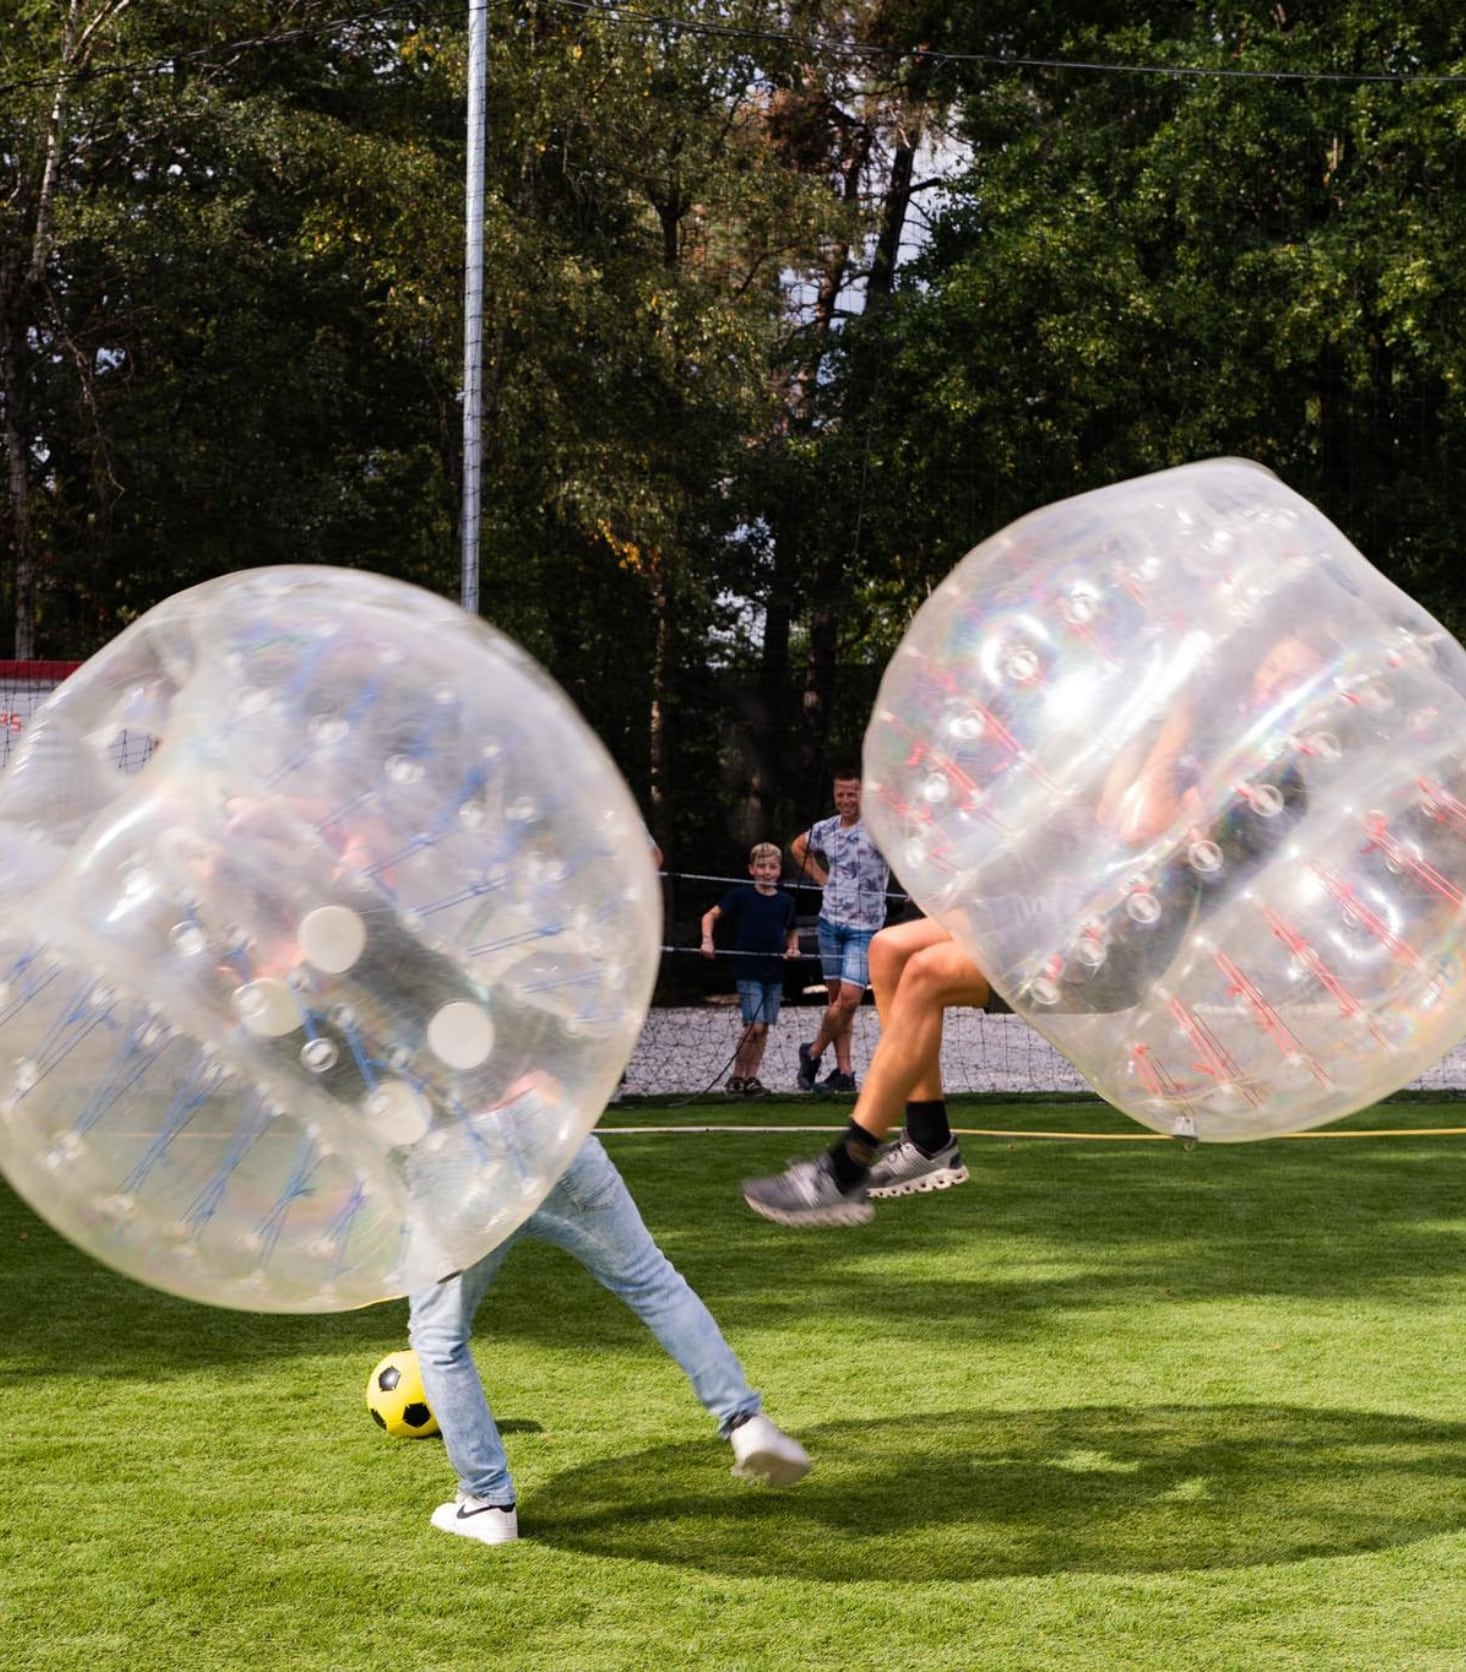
742, 1153, 873, 1228
741, 1077, 771, 1098
796, 1042, 822, 1092
819, 1069, 858, 1094
725, 1077, 747, 1097
866, 1135, 970, 1199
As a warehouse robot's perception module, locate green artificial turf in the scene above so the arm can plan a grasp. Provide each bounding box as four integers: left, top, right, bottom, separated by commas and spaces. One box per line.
6, 1098, 1466, 1670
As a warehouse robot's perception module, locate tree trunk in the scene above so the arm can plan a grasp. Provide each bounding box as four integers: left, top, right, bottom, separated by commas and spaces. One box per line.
647, 554, 672, 849
0, 332, 34, 658
0, 1, 131, 659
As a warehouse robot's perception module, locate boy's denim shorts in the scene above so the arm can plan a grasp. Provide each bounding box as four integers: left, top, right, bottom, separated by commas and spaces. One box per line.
736, 978, 784, 1026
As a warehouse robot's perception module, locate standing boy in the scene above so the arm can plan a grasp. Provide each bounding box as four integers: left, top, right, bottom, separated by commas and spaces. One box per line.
788, 771, 891, 1093
700, 842, 798, 1097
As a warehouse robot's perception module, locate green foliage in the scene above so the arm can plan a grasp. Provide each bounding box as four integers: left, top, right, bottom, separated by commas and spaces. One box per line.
830, 2, 1466, 645
11, 4, 1466, 862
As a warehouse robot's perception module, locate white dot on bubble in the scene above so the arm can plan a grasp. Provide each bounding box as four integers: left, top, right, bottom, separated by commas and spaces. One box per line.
309, 714, 349, 745
47, 1133, 82, 1168
1252, 784, 1285, 818
364, 1081, 432, 1147
1188, 840, 1223, 874
231, 979, 301, 1039
1127, 892, 1161, 925
298, 905, 367, 974
169, 922, 207, 956
427, 1001, 495, 1070
301, 1037, 339, 1073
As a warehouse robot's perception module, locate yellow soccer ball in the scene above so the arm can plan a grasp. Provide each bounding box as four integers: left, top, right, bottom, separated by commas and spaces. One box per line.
366, 1349, 440, 1439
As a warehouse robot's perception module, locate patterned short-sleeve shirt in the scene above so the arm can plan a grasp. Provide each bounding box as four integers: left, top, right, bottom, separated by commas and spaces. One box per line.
805, 814, 890, 931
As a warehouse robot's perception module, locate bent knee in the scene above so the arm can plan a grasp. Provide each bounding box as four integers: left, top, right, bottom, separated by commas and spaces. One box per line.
904, 945, 988, 1006
869, 937, 908, 990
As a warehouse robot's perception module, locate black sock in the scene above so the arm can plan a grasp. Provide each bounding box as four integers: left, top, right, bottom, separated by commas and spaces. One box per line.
905, 1099, 951, 1157
827, 1120, 881, 1192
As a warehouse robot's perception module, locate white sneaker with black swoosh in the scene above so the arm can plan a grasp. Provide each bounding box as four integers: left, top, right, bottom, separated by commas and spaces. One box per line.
729, 1413, 812, 1486
430, 1492, 519, 1544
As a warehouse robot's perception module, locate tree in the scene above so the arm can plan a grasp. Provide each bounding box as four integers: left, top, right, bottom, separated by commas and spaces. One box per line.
465, 1, 843, 850
1, 0, 135, 656
829, 2, 1466, 644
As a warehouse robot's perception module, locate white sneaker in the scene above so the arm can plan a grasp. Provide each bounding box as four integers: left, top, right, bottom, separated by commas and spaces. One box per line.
729, 1414, 812, 1487
430, 1492, 519, 1544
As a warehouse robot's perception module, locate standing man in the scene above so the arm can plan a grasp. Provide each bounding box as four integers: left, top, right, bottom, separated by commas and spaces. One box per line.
789, 769, 891, 1093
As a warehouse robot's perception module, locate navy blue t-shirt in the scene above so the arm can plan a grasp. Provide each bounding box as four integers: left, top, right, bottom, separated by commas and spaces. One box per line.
715, 885, 797, 984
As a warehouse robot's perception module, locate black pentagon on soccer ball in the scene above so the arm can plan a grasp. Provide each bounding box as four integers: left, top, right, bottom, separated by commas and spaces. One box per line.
370, 1409, 387, 1429
377, 1365, 403, 1392
402, 1402, 434, 1430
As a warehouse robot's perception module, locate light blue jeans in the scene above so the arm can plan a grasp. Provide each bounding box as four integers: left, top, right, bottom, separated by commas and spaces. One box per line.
408, 1135, 761, 1505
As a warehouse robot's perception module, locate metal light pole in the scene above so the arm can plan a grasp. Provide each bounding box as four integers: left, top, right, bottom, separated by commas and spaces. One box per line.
460, 0, 487, 615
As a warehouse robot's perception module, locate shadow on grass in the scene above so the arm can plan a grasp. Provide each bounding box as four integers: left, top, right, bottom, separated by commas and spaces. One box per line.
528, 1403, 1466, 1580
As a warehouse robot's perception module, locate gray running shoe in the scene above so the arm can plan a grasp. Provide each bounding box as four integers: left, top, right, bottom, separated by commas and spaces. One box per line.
819, 1069, 858, 1094
866, 1136, 970, 1199
742, 1154, 873, 1227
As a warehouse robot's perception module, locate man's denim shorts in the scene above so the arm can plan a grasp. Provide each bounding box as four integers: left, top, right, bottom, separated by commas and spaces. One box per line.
816, 917, 875, 989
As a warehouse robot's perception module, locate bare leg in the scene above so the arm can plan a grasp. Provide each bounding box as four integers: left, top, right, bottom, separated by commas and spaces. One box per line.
809, 980, 860, 1059
743, 925, 991, 1226
735, 1022, 769, 1079
825, 982, 863, 1073
868, 919, 959, 1100
849, 937, 990, 1143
